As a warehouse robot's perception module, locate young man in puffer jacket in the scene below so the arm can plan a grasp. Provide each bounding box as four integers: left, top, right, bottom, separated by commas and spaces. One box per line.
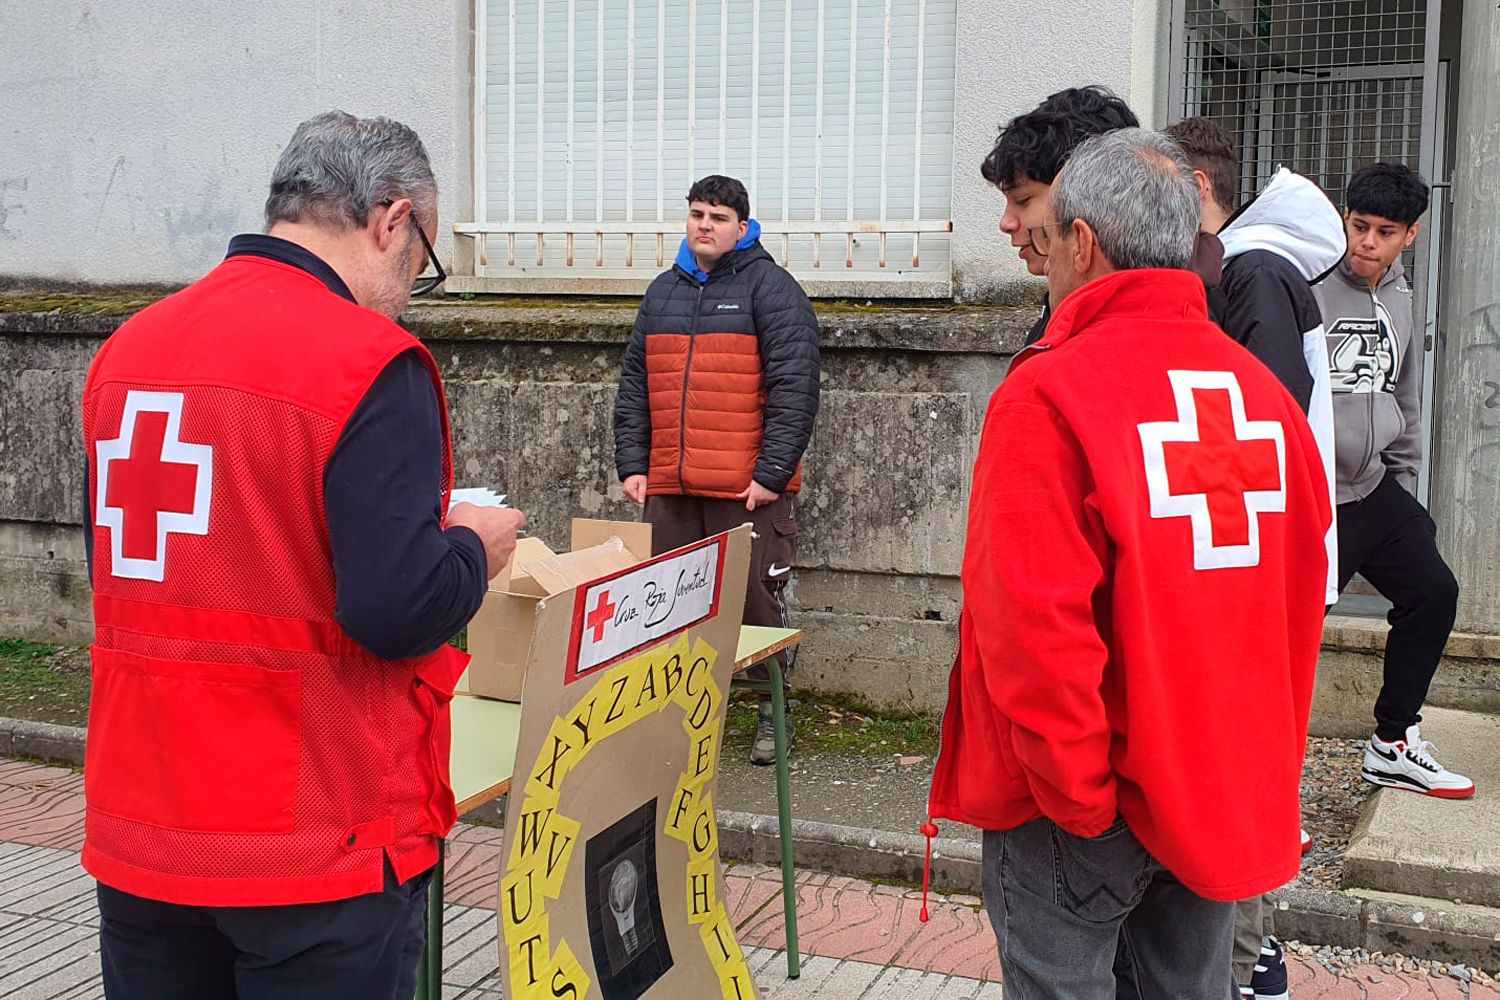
613, 174, 821, 765
1315, 163, 1471, 799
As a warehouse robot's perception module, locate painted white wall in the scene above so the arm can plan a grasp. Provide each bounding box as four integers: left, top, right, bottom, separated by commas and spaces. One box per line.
0, 0, 1172, 300
1132, 0, 1172, 128
948, 0, 1170, 302
0, 1, 471, 285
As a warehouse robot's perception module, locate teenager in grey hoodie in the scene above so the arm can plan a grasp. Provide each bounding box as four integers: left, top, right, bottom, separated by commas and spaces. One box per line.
1314, 163, 1472, 801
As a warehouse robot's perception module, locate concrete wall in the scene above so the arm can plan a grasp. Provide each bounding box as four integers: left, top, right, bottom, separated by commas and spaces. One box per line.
10, 297, 1500, 734
0, 0, 473, 283
1432, 0, 1500, 634
0, 298, 1024, 712
1313, 618, 1500, 738
0, 0, 1168, 303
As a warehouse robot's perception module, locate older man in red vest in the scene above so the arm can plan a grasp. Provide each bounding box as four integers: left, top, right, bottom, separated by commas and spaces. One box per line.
81, 111, 524, 999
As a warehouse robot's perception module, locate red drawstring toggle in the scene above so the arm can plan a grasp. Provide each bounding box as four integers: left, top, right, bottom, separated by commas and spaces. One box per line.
919, 821, 939, 922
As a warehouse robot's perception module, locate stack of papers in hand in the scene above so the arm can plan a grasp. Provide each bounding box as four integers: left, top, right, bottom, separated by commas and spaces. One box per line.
448, 487, 508, 512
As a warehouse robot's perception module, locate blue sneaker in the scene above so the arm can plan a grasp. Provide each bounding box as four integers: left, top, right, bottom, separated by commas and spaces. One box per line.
1249, 937, 1289, 1000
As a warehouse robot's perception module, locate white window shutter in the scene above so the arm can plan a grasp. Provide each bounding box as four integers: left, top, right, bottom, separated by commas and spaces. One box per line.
468, 0, 956, 294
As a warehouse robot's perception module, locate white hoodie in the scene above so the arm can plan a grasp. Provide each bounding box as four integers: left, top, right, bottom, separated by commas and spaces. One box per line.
1218, 167, 1346, 604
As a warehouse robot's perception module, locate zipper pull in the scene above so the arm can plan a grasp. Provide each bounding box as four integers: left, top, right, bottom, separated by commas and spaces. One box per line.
918, 820, 939, 922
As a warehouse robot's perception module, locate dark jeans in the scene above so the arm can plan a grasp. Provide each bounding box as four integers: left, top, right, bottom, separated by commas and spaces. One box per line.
1337, 473, 1460, 742
644, 493, 799, 692
982, 817, 1235, 1000
98, 861, 432, 1000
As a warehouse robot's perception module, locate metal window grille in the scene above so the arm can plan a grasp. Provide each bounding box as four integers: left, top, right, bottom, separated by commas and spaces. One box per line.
455, 0, 958, 297
1170, 0, 1445, 612
1170, 0, 1441, 274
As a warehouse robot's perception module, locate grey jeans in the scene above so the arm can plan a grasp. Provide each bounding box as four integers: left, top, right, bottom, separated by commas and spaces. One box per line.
982, 817, 1236, 1000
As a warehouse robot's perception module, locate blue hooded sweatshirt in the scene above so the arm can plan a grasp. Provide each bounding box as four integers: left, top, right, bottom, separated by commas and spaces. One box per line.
674, 219, 763, 284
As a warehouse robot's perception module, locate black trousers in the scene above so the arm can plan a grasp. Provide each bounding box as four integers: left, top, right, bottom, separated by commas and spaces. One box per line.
97, 861, 432, 1000
1337, 473, 1459, 743
643, 493, 799, 691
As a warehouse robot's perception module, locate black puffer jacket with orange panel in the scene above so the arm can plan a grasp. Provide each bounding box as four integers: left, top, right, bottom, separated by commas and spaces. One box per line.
614, 240, 821, 499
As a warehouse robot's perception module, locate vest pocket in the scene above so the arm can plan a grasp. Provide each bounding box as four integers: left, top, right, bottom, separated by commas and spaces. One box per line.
411, 645, 469, 837
85, 646, 301, 834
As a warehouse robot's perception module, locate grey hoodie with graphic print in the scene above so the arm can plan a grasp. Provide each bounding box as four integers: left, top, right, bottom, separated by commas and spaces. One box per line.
1313, 256, 1422, 504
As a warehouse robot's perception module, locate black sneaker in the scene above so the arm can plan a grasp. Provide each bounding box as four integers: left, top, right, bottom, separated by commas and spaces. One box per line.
1248, 937, 1289, 1000
750, 701, 796, 766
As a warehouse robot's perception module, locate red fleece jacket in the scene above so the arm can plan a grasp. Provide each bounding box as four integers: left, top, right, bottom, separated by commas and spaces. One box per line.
928, 268, 1330, 902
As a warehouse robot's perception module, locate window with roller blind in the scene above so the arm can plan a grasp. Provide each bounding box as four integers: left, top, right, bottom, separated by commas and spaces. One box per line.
454, 0, 958, 296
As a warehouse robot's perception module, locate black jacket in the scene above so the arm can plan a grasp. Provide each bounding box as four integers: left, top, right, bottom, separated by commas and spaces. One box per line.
1214, 168, 1346, 417
1216, 167, 1346, 605
1214, 250, 1322, 412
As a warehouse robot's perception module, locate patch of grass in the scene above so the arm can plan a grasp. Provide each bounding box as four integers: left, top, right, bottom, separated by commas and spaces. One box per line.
810, 298, 967, 314
0, 639, 91, 727
725, 689, 939, 759
413, 294, 973, 315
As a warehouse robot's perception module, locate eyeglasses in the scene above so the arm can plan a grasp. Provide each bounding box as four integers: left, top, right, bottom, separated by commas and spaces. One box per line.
409, 215, 446, 296
1026, 222, 1067, 258
382, 199, 446, 296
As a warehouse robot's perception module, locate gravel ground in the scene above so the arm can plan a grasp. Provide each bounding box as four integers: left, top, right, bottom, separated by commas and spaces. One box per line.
1296, 735, 1377, 891
1285, 939, 1498, 988
1288, 736, 1499, 982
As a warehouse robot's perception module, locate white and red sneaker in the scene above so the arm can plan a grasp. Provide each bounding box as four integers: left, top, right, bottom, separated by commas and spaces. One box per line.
1362, 725, 1475, 799
1300, 828, 1312, 855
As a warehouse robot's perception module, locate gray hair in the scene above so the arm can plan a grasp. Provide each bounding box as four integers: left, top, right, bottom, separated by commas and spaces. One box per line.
1050, 127, 1200, 271
264, 111, 436, 231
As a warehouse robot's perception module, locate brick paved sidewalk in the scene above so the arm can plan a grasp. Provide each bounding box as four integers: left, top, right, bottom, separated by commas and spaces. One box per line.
0, 758, 1492, 998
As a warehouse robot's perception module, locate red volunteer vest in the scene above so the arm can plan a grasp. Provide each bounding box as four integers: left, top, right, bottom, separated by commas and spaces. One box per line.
80, 254, 469, 907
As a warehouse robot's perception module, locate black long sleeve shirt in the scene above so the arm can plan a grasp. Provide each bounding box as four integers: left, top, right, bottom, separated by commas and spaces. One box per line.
85, 235, 487, 660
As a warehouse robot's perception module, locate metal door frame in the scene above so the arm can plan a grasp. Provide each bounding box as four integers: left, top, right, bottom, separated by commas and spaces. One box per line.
1416, 59, 1450, 502
1166, 0, 1447, 507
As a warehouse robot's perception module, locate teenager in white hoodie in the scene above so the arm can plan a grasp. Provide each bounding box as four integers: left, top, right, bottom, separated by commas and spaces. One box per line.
1166, 117, 1346, 1000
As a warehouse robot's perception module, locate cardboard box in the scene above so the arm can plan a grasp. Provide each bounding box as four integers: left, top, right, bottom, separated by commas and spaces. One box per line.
465, 518, 653, 701
494, 523, 757, 998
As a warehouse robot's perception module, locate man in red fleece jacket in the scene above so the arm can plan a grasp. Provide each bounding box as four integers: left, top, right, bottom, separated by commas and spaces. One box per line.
927, 128, 1330, 998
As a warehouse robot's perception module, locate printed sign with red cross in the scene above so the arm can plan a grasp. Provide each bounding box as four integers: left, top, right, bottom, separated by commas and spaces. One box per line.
566, 536, 726, 683
1137, 370, 1286, 571
94, 390, 214, 582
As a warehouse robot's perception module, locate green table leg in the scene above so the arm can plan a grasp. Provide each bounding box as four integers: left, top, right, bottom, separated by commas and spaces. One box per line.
416, 839, 446, 1000
766, 660, 800, 980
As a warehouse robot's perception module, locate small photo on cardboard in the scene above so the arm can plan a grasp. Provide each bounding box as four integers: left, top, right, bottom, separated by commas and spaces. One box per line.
585, 799, 673, 999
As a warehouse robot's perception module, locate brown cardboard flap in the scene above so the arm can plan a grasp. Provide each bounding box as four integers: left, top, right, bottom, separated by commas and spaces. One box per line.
492, 536, 557, 595
492, 524, 757, 997
571, 518, 653, 562
465, 590, 540, 702
523, 537, 638, 595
